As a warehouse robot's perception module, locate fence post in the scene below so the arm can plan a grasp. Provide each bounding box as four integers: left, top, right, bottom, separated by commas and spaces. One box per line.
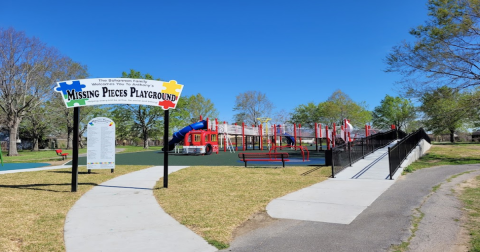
331, 150, 335, 178
388, 147, 393, 180
348, 142, 352, 167
362, 138, 364, 158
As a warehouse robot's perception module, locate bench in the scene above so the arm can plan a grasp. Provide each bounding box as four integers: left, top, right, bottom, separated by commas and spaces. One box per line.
55, 149, 69, 160
238, 152, 289, 167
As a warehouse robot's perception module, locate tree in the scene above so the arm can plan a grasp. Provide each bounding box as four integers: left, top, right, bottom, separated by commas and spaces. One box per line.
386, 0, 480, 97
290, 102, 324, 128
372, 95, 417, 131
0, 27, 64, 155
233, 91, 273, 126
420, 86, 475, 142
321, 90, 372, 128
185, 94, 218, 123
289, 91, 371, 128
20, 104, 53, 151
115, 70, 164, 149
52, 59, 89, 149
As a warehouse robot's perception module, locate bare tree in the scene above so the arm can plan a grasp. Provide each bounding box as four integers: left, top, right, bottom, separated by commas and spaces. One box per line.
0, 27, 63, 156
233, 91, 273, 126
52, 59, 89, 149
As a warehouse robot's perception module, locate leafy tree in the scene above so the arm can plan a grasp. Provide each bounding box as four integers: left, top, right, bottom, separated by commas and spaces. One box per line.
290, 102, 324, 128
321, 90, 372, 128
372, 95, 416, 131
420, 86, 476, 142
20, 105, 53, 151
114, 70, 164, 149
385, 0, 480, 96
185, 94, 218, 123
0, 27, 65, 155
289, 90, 371, 129
233, 91, 273, 126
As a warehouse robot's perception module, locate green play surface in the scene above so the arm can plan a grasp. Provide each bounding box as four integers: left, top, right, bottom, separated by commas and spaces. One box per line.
68, 147, 326, 167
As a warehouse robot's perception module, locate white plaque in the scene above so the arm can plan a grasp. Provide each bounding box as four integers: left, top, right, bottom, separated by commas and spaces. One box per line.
87, 117, 115, 169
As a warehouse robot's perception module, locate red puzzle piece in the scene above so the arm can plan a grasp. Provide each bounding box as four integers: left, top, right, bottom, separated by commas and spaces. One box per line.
158, 100, 176, 109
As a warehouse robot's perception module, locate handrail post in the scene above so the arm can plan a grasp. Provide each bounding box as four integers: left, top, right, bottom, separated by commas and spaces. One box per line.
348, 142, 352, 167
388, 147, 393, 180
362, 138, 364, 158
331, 150, 335, 178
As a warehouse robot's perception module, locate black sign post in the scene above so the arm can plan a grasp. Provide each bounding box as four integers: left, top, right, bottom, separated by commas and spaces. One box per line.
72, 107, 80, 192
163, 109, 169, 188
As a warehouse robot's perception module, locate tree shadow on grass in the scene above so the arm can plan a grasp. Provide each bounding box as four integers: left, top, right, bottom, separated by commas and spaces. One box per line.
0, 183, 98, 192
48, 171, 97, 174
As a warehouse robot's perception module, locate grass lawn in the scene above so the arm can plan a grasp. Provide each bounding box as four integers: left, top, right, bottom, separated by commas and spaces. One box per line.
0, 165, 149, 252
153, 165, 330, 249
1, 149, 87, 164
404, 142, 480, 172
0, 145, 162, 164
402, 142, 480, 251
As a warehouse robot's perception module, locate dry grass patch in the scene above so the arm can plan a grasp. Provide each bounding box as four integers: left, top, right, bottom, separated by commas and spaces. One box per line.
153, 165, 330, 248
0, 165, 149, 252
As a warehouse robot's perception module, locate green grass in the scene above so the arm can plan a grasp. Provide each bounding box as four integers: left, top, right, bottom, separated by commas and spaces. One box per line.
1, 149, 88, 164
0, 145, 164, 164
0, 165, 150, 252
153, 165, 331, 249
115, 145, 163, 153
460, 175, 480, 252
404, 142, 480, 173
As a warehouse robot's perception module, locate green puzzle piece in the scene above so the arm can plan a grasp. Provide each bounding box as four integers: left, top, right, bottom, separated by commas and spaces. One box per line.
67, 99, 89, 107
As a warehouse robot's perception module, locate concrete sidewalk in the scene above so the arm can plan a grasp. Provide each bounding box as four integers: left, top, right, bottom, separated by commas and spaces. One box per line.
267, 140, 430, 224
64, 166, 216, 252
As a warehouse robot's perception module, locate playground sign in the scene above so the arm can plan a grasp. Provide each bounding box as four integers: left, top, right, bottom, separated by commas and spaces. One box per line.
87, 117, 115, 170
54, 78, 184, 109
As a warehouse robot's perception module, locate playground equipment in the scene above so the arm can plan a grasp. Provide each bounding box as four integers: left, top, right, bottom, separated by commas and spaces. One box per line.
166, 116, 375, 157
165, 117, 219, 155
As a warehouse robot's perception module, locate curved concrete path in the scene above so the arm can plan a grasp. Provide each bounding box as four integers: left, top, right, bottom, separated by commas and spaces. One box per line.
64, 166, 216, 252
225, 164, 480, 252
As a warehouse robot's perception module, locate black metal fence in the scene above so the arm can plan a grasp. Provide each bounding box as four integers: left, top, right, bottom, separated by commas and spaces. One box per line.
388, 128, 431, 179
330, 129, 402, 177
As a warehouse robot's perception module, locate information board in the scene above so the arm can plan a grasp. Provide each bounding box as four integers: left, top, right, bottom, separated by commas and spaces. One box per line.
87, 117, 115, 169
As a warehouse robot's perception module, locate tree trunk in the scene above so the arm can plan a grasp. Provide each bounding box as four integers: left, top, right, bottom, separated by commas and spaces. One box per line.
66, 127, 73, 149
8, 121, 20, 156
32, 138, 39, 151
450, 129, 455, 143
143, 129, 149, 149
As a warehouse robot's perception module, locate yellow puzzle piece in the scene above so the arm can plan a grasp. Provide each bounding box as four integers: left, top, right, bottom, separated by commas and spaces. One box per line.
162, 80, 183, 96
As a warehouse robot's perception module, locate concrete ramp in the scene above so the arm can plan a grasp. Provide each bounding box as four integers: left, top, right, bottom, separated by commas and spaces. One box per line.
267, 139, 431, 224
267, 179, 394, 224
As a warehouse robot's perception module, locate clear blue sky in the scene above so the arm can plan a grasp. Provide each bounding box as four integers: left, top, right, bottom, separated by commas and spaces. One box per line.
1, 0, 428, 123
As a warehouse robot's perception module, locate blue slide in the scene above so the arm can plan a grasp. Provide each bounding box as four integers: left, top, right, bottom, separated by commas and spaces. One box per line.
163, 120, 208, 151
284, 133, 296, 145
276, 126, 295, 145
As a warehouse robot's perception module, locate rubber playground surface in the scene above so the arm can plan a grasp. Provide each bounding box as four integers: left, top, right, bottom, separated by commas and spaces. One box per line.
0, 163, 51, 171
68, 147, 326, 167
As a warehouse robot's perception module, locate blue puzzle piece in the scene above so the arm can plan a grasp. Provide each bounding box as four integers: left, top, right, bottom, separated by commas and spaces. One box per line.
55, 81, 86, 95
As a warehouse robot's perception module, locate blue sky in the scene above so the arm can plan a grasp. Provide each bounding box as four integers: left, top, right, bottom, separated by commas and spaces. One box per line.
1, 0, 428, 123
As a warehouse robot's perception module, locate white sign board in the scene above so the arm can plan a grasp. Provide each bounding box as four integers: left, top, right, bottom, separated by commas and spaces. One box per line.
87, 117, 115, 169
54, 78, 183, 109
